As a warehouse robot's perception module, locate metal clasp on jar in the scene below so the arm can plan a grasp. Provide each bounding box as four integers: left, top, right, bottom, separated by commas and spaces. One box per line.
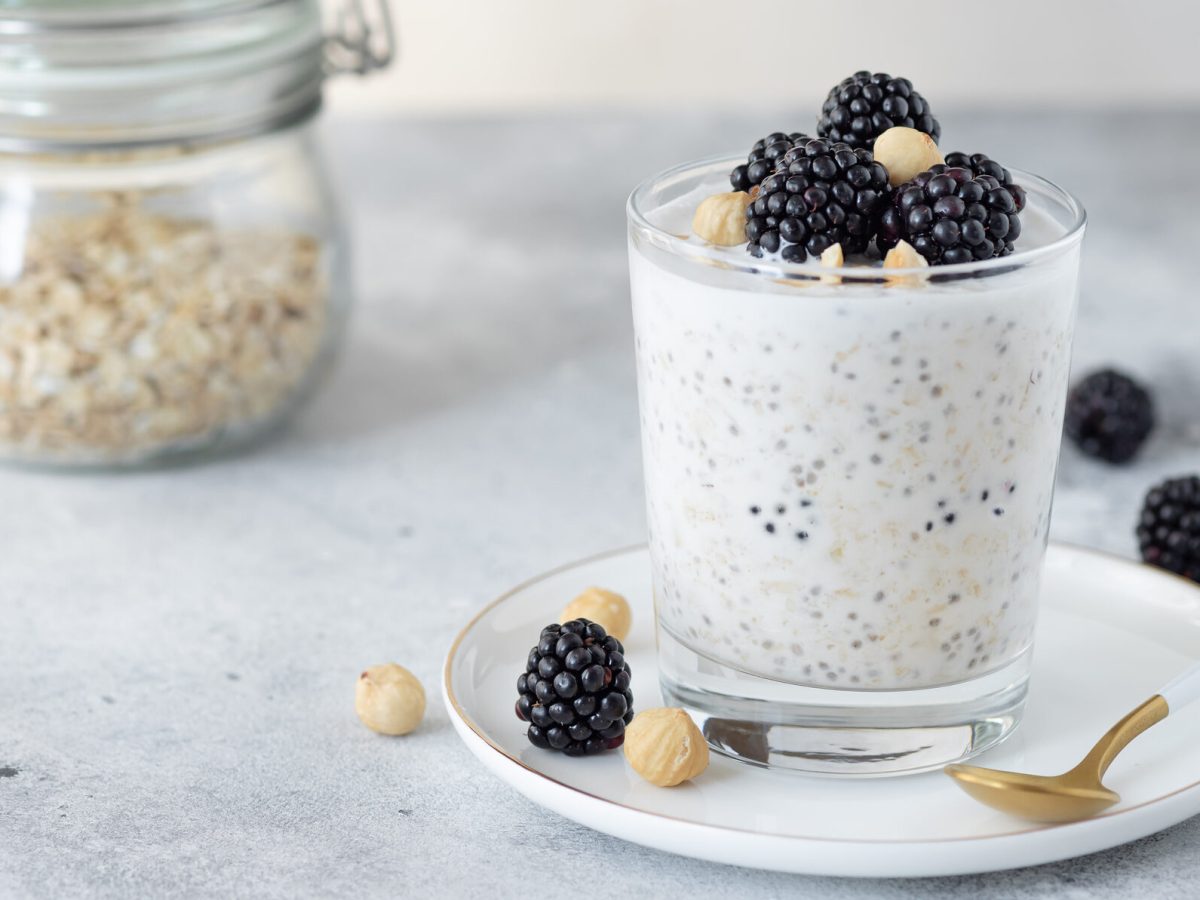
325, 0, 396, 76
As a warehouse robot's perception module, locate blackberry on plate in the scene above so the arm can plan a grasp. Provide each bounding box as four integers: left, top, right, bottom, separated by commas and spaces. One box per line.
730, 131, 809, 193
818, 71, 940, 150
1064, 369, 1155, 464
942, 152, 1027, 214
1138, 476, 1200, 584
745, 136, 889, 261
877, 164, 1023, 265
516, 618, 634, 756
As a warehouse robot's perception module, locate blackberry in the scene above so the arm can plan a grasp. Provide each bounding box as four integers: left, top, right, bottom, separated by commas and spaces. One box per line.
744, 136, 889, 261
1137, 476, 1200, 584
818, 71, 940, 150
516, 618, 634, 756
943, 152, 1027, 214
1064, 369, 1155, 463
730, 131, 809, 193
877, 164, 1023, 265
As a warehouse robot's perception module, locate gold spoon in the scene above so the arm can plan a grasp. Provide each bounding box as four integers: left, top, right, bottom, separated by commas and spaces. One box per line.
945, 661, 1200, 823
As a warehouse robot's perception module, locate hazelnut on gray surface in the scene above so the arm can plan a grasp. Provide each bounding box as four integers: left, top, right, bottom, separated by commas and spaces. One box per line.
355, 663, 426, 736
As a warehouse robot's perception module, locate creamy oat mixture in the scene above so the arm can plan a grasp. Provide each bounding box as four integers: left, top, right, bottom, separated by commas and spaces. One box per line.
632, 183, 1077, 690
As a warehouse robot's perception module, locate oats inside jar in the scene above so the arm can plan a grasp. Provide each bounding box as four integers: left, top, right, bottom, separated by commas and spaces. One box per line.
0, 191, 329, 464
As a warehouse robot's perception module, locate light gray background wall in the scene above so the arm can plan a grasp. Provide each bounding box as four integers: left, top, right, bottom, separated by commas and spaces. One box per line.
328, 0, 1200, 115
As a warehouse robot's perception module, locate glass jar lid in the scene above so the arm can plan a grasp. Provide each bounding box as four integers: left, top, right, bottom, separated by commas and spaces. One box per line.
0, 0, 394, 150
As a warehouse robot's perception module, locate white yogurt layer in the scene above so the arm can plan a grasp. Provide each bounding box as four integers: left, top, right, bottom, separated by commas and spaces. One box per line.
631, 177, 1080, 690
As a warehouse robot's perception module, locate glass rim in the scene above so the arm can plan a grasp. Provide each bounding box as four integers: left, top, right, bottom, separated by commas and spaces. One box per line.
627, 152, 1087, 281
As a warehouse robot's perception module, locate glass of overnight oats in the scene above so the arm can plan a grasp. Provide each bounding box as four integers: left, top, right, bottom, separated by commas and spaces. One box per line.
626, 71, 1086, 776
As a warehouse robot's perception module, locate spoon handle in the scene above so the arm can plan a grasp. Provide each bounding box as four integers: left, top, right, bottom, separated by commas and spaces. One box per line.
1159, 660, 1200, 712
1071, 660, 1200, 782
1072, 695, 1168, 782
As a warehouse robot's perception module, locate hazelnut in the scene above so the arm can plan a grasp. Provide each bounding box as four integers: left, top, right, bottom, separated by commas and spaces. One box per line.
819, 242, 843, 284
355, 663, 425, 735
883, 240, 929, 286
692, 191, 751, 246
872, 127, 944, 187
561, 586, 631, 641
624, 707, 709, 787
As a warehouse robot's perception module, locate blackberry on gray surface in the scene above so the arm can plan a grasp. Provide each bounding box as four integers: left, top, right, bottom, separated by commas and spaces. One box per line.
516, 618, 634, 756
942, 152, 1027, 214
818, 71, 940, 150
1138, 476, 1200, 584
1064, 369, 1155, 464
877, 164, 1023, 265
730, 131, 809, 193
745, 136, 889, 261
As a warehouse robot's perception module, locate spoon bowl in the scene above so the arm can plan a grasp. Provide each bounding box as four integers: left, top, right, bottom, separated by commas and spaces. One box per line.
945, 764, 1120, 823
944, 693, 1171, 823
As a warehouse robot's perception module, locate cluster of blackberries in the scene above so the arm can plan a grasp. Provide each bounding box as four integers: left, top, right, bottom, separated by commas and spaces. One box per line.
1065, 369, 1155, 464
516, 618, 633, 756
1139, 476, 1200, 584
744, 137, 890, 261
877, 162, 1024, 265
818, 70, 939, 150
728, 72, 1025, 266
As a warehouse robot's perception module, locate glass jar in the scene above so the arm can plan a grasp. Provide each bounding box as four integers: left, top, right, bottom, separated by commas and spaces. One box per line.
0, 0, 393, 466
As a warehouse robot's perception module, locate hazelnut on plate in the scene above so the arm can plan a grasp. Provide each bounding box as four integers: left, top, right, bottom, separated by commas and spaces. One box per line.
624, 707, 709, 787
561, 586, 631, 642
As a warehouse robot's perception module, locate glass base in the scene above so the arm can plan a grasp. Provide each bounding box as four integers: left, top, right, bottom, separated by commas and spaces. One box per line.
657, 627, 1030, 777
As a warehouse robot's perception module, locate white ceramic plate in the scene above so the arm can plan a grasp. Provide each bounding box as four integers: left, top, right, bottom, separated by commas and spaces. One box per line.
443, 543, 1200, 877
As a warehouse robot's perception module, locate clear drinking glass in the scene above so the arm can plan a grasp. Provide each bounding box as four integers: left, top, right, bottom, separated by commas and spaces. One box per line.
627, 155, 1086, 776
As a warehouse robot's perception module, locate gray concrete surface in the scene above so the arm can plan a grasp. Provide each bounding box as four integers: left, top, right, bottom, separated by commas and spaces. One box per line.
2, 110, 1199, 898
